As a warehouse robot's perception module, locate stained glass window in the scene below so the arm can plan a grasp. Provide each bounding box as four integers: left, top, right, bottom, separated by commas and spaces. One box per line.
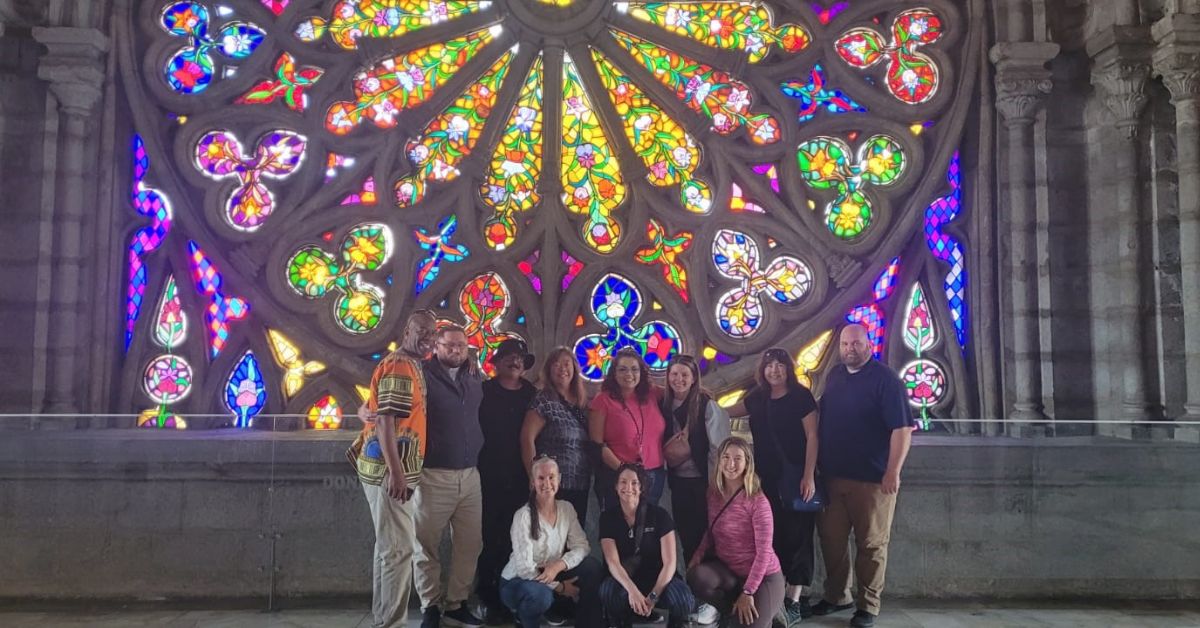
120, 0, 977, 426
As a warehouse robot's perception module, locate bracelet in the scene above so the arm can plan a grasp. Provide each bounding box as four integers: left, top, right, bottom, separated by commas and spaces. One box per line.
646, 591, 658, 603
742, 589, 754, 596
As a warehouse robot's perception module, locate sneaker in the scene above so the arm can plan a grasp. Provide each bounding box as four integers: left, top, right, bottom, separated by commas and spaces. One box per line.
849, 610, 876, 628
647, 610, 666, 624
484, 605, 513, 626
809, 600, 854, 616
443, 605, 484, 627
421, 607, 442, 628
690, 603, 720, 625
544, 609, 568, 626
781, 599, 808, 626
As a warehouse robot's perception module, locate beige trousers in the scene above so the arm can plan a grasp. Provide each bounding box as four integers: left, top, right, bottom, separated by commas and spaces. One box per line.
413, 467, 483, 611
362, 480, 416, 628
817, 477, 898, 616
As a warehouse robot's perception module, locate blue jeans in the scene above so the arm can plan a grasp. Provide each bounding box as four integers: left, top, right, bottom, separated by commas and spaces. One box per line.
600, 574, 695, 628
501, 556, 603, 628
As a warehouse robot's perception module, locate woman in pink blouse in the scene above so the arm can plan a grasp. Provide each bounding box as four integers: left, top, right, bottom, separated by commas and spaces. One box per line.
588, 347, 668, 510
686, 437, 785, 628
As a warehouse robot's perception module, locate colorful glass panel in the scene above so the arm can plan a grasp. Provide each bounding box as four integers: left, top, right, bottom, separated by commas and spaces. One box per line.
901, 359, 947, 428
902, 283, 936, 355
780, 64, 867, 123
518, 251, 542, 294
193, 129, 307, 232
236, 52, 324, 112
618, 2, 809, 63
635, 219, 693, 303
593, 49, 712, 214
562, 251, 585, 293
325, 27, 497, 135
188, 240, 250, 357
160, 2, 264, 94
794, 329, 832, 388
225, 350, 267, 428
562, 54, 626, 252
298, 0, 488, 50
307, 394, 343, 430
396, 50, 515, 208
752, 162, 780, 193
609, 30, 780, 144
442, 272, 522, 376
414, 215, 469, 295
796, 134, 906, 238
341, 175, 378, 205
574, 274, 681, 380
729, 181, 766, 213
143, 354, 194, 405
126, 135, 173, 350
153, 275, 187, 350
834, 8, 943, 105
925, 151, 968, 348
266, 328, 326, 398
286, 223, 393, 333
811, 1, 849, 25
712, 229, 813, 338
845, 257, 900, 359
481, 56, 544, 250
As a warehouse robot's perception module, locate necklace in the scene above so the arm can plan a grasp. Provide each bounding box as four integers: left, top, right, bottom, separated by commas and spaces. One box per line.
621, 397, 646, 462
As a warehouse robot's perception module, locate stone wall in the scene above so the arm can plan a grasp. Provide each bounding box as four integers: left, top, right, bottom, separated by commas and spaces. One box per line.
1, 432, 1196, 601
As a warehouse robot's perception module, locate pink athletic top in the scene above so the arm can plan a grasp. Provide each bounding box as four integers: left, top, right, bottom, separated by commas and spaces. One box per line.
589, 389, 666, 470
693, 487, 781, 594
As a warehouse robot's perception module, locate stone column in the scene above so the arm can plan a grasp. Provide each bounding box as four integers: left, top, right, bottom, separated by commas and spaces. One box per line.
1153, 13, 1200, 437
990, 42, 1059, 425
32, 27, 108, 418
1090, 29, 1158, 424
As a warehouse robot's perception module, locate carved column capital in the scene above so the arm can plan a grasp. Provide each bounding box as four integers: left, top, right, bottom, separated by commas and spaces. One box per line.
989, 41, 1060, 126
32, 26, 109, 119
1088, 25, 1154, 139
1153, 13, 1200, 106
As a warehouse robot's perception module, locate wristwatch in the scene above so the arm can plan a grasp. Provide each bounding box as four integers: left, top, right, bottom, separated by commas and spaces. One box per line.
646, 591, 658, 603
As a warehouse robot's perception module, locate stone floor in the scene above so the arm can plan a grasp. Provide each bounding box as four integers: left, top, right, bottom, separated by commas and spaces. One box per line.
1, 602, 1198, 628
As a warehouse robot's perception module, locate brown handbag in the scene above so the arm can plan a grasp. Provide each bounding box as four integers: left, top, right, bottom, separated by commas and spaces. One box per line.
663, 427, 692, 468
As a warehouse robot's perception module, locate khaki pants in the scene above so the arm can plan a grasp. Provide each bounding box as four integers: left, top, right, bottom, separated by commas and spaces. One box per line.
817, 477, 898, 615
362, 481, 416, 628
413, 467, 483, 611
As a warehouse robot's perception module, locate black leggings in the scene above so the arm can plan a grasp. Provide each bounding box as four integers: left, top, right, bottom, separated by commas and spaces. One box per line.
765, 490, 816, 587
668, 474, 708, 564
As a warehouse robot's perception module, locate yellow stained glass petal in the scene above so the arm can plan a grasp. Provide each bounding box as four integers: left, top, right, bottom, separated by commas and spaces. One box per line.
561, 53, 626, 253
795, 329, 833, 387
481, 55, 544, 251
617, 2, 808, 63
266, 328, 327, 398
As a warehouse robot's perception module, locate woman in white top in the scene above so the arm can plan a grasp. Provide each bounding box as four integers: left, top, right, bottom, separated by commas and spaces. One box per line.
500, 455, 604, 628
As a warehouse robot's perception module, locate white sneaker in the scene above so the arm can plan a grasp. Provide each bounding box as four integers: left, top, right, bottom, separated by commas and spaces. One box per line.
689, 603, 720, 625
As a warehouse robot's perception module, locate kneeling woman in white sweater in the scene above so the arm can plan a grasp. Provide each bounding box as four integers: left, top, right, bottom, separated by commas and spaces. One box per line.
500, 454, 604, 628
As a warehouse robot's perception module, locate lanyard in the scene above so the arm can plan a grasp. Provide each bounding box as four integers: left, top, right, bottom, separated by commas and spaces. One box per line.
621, 399, 646, 461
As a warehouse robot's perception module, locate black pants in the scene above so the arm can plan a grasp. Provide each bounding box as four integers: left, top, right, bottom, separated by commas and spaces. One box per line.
600, 574, 695, 628
477, 481, 528, 609
558, 487, 590, 525
668, 474, 708, 564
765, 489, 816, 587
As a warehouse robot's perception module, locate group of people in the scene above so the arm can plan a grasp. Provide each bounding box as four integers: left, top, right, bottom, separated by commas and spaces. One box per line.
350, 309, 914, 628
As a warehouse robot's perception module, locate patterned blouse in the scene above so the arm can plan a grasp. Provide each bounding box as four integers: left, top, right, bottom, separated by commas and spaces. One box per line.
530, 389, 592, 491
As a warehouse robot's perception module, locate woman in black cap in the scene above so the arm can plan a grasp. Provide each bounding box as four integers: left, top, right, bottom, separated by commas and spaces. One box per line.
476, 338, 538, 623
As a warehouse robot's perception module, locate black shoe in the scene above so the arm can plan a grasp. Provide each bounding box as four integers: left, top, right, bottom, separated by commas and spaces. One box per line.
810, 600, 854, 616
647, 609, 666, 624
849, 610, 876, 628
421, 607, 442, 628
544, 609, 568, 626
781, 598, 809, 625
443, 605, 484, 627
484, 605, 513, 626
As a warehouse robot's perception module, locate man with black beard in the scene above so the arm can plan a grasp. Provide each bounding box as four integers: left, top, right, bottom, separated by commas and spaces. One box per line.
412, 324, 486, 628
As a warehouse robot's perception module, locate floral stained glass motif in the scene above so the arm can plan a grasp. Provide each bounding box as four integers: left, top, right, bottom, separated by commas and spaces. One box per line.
845, 256, 900, 359
236, 52, 324, 112
286, 223, 393, 333
617, 2, 809, 63
396, 50, 515, 208
126, 136, 174, 350
712, 229, 813, 338
609, 30, 780, 144
794, 329, 832, 388
925, 151, 967, 348
297, 0, 488, 49
414, 214, 470, 295
188, 241, 250, 357
592, 50, 712, 214
140, 276, 191, 429
574, 273, 681, 380
902, 283, 936, 355
796, 134, 906, 238
481, 56, 544, 250
561, 252, 585, 292
194, 129, 307, 232
901, 359, 947, 427
154, 276, 187, 350
307, 394, 342, 430
225, 350, 267, 428
780, 64, 867, 123
266, 328, 326, 399
160, 1, 264, 94
835, 8, 944, 105
635, 219, 693, 303
143, 355, 194, 406
324, 27, 498, 135
441, 272, 523, 376
561, 54, 627, 253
